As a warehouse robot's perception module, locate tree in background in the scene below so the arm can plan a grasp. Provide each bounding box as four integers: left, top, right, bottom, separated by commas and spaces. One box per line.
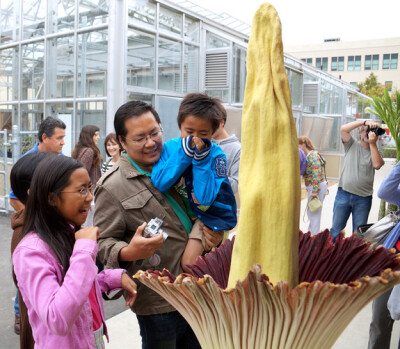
357, 72, 385, 98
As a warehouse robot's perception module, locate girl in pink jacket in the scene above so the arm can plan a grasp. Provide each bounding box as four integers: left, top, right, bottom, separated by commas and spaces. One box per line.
13, 155, 137, 348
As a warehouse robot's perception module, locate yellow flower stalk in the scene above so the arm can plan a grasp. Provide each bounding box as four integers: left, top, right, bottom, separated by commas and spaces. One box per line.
227, 2, 300, 289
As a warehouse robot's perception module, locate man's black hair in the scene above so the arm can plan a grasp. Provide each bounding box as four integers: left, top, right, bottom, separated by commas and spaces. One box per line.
38, 116, 66, 142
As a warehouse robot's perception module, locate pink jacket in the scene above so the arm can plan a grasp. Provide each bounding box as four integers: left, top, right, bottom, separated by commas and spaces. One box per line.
13, 233, 124, 348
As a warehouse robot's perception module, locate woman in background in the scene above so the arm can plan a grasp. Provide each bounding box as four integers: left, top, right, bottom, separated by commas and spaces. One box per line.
72, 125, 102, 226
101, 133, 120, 174
298, 136, 328, 235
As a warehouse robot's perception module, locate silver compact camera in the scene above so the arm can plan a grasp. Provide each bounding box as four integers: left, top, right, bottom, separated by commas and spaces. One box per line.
144, 217, 168, 241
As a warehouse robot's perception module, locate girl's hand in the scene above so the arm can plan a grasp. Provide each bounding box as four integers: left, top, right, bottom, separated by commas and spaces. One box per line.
192, 137, 206, 151
121, 273, 137, 307
75, 226, 100, 241
311, 192, 318, 198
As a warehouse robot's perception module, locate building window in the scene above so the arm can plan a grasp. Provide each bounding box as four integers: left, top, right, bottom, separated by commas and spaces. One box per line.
316, 57, 328, 71
383, 53, 398, 69
372, 54, 379, 70
365, 55, 371, 70
301, 58, 313, 65
348, 56, 361, 71
331, 56, 344, 71
385, 81, 393, 91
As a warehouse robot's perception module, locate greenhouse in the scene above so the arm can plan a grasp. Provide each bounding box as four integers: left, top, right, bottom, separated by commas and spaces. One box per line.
0, 0, 372, 191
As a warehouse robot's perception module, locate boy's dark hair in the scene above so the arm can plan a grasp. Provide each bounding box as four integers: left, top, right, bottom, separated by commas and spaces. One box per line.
177, 93, 225, 133
38, 116, 66, 142
114, 101, 161, 148
10, 152, 53, 205
104, 132, 121, 157
22, 155, 84, 278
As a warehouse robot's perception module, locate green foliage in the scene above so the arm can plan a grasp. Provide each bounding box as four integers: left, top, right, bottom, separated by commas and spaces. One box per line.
368, 90, 400, 162
357, 73, 385, 98
383, 147, 397, 158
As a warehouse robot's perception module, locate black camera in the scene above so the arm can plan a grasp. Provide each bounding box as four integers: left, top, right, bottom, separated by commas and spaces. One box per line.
366, 126, 385, 138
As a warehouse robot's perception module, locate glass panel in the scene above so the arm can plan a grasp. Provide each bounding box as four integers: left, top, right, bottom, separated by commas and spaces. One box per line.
331, 57, 337, 71
0, 0, 19, 44
21, 103, 44, 131
22, 0, 45, 39
0, 105, 13, 131
232, 44, 246, 103
316, 57, 321, 69
338, 56, 344, 71
303, 72, 317, 82
365, 55, 371, 70
159, 6, 182, 36
79, 0, 108, 28
184, 44, 199, 93
48, 0, 75, 34
347, 56, 354, 71
0, 47, 19, 102
372, 55, 379, 70
207, 32, 229, 49
287, 68, 302, 108
301, 115, 340, 152
322, 57, 328, 71
22, 41, 45, 100
156, 95, 181, 141
127, 0, 156, 28
126, 92, 154, 104
306, 58, 312, 64
355, 56, 361, 71
383, 54, 390, 69
77, 30, 108, 98
205, 89, 229, 103
76, 101, 106, 157
158, 37, 181, 92
391, 53, 398, 69
184, 16, 200, 42
47, 36, 74, 99
127, 30, 155, 89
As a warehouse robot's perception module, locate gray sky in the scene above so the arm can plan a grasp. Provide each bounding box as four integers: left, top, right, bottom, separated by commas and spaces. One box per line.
189, 0, 400, 46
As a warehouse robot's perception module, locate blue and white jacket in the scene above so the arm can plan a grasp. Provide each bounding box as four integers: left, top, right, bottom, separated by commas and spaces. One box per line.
152, 136, 237, 231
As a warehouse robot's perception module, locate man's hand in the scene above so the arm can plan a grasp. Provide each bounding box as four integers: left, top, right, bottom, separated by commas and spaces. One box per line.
365, 120, 380, 129
203, 225, 224, 251
121, 273, 137, 307
368, 130, 378, 145
75, 226, 100, 241
119, 223, 164, 261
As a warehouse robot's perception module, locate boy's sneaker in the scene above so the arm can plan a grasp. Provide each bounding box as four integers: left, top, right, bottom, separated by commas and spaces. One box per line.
14, 315, 20, 335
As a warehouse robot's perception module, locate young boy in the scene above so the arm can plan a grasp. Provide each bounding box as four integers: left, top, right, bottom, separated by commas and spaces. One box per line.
151, 93, 237, 272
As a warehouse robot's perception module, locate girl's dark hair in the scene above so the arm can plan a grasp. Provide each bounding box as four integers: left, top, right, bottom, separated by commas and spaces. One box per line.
104, 132, 121, 157
10, 152, 53, 205
71, 125, 102, 166
21, 156, 85, 278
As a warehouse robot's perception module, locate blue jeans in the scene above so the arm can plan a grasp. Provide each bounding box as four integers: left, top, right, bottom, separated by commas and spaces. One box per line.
14, 289, 19, 316
330, 187, 372, 241
136, 311, 201, 349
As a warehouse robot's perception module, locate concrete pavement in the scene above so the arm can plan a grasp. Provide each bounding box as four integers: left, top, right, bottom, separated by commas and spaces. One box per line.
105, 158, 400, 348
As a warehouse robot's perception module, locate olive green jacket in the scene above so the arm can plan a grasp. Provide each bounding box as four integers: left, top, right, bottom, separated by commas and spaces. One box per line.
94, 155, 196, 316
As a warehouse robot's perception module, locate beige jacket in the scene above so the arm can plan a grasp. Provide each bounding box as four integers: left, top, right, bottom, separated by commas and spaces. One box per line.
94, 155, 198, 316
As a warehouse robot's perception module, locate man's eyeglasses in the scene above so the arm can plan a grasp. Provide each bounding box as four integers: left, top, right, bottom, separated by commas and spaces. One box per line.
60, 184, 94, 198
123, 128, 163, 146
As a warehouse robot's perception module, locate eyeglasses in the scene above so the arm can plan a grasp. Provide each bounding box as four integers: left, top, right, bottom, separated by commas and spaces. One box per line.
123, 128, 163, 146
60, 184, 94, 198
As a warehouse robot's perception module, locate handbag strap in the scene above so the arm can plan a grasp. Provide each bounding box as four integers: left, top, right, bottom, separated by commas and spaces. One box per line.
317, 152, 329, 195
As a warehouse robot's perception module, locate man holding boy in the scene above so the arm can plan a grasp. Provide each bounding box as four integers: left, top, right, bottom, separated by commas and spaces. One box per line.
94, 100, 223, 348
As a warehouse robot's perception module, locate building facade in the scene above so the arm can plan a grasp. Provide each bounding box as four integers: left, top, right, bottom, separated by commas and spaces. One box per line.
0, 0, 373, 185
286, 37, 400, 92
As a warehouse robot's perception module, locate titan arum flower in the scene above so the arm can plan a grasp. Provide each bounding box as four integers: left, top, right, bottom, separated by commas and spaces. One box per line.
135, 3, 400, 348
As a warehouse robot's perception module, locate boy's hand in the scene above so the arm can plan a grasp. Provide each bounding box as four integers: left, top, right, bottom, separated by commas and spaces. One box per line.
121, 273, 137, 307
192, 137, 206, 151
119, 223, 164, 261
203, 226, 223, 251
75, 226, 100, 241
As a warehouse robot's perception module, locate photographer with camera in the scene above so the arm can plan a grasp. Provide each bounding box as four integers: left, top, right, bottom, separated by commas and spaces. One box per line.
330, 119, 384, 242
